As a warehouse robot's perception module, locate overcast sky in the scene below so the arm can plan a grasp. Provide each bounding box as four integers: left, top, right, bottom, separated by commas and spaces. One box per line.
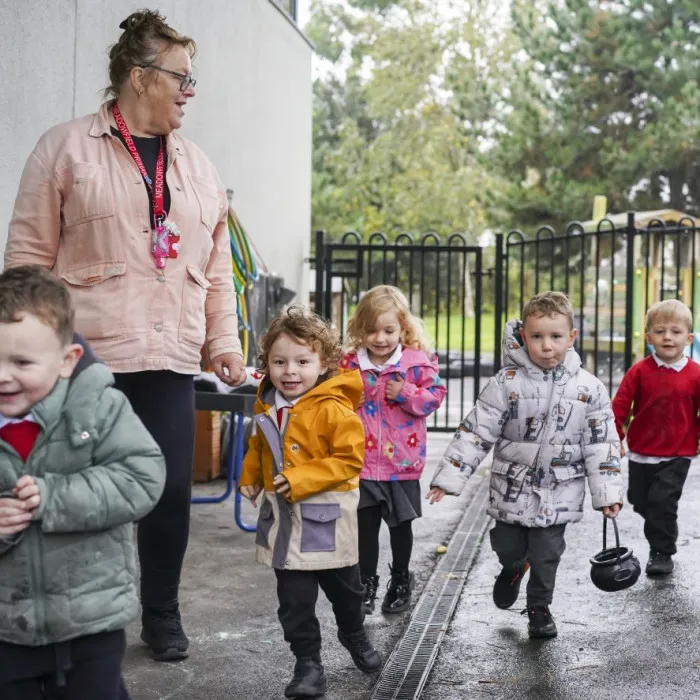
298, 0, 310, 27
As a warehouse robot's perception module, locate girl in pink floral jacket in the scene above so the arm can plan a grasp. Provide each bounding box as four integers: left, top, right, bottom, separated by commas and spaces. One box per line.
339, 286, 447, 615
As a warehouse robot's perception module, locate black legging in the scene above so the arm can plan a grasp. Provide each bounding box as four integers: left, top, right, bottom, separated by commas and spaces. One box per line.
358, 505, 413, 576
113, 371, 195, 606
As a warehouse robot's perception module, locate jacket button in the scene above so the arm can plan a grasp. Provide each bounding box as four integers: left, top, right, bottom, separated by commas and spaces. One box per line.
80, 431, 90, 440
154, 324, 163, 332
319, 513, 327, 521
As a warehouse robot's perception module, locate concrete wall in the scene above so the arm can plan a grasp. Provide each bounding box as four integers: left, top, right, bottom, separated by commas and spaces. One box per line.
0, 0, 312, 301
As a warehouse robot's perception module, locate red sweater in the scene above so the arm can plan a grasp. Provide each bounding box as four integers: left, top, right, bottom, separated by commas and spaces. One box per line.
612, 355, 700, 457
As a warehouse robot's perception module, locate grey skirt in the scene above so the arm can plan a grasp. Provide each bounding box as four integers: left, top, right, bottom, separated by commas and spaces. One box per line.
358, 479, 422, 527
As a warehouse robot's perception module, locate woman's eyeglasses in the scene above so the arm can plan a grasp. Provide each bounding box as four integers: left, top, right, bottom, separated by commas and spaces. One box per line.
139, 65, 196, 92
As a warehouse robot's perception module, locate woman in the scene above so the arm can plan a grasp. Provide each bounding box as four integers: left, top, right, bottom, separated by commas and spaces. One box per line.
5, 10, 245, 663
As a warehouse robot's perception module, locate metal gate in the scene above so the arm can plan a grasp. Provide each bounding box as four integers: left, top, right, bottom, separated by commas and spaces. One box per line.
313, 231, 490, 431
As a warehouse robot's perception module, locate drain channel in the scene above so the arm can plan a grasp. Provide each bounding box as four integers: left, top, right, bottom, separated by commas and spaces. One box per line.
370, 473, 491, 700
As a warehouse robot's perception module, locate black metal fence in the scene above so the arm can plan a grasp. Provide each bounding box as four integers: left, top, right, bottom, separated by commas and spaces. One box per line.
315, 213, 700, 430
314, 231, 490, 431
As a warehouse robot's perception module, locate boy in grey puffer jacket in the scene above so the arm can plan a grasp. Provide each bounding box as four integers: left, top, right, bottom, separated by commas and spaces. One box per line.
429, 291, 623, 639
0, 266, 165, 698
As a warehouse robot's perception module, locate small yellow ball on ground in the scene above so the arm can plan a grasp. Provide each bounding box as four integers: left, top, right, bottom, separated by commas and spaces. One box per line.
436, 545, 448, 555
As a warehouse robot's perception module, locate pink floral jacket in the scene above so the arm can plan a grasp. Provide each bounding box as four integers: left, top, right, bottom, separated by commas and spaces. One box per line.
339, 348, 447, 481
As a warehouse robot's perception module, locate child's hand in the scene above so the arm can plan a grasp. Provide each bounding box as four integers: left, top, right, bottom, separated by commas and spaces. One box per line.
385, 376, 405, 402
602, 503, 621, 518
240, 484, 262, 507
425, 487, 446, 504
13, 475, 40, 512
273, 474, 291, 497
0, 498, 34, 536
620, 444, 626, 458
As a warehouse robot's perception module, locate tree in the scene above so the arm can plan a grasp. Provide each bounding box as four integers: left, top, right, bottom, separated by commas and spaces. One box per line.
489, 0, 700, 228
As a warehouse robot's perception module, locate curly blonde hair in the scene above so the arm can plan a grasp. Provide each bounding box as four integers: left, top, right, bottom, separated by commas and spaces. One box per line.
258, 306, 342, 373
345, 285, 432, 353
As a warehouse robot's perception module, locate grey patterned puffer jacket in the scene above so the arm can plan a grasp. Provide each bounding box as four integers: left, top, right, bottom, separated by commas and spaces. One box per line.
431, 319, 624, 527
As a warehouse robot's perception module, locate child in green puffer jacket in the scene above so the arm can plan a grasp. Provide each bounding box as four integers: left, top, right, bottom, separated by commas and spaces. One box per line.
0, 266, 165, 699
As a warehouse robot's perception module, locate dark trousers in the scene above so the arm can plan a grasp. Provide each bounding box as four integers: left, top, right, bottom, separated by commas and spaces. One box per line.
113, 371, 195, 605
0, 630, 129, 699
275, 565, 365, 659
490, 521, 567, 606
358, 505, 413, 576
628, 457, 690, 555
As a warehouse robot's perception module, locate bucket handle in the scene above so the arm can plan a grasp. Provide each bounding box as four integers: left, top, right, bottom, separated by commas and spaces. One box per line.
602, 516, 621, 561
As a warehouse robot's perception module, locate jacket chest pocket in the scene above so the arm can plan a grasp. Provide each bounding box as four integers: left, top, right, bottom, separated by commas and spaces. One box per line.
178, 264, 210, 348
255, 498, 274, 549
60, 262, 127, 341
189, 174, 223, 234
300, 503, 341, 553
62, 163, 116, 228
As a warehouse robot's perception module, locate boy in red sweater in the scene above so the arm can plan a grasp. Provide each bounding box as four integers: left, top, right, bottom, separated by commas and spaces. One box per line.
613, 299, 700, 576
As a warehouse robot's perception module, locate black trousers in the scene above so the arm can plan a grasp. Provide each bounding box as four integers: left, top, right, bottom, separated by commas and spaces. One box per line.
275, 565, 365, 659
358, 505, 413, 576
0, 630, 129, 699
113, 371, 195, 605
489, 522, 567, 606
628, 457, 690, 555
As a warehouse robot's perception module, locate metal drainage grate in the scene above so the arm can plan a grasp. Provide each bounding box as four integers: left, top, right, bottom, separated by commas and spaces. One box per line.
370, 474, 491, 700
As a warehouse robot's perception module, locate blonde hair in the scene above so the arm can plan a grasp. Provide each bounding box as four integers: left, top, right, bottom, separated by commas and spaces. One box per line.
258, 305, 342, 373
345, 285, 432, 353
646, 299, 693, 332
522, 291, 574, 329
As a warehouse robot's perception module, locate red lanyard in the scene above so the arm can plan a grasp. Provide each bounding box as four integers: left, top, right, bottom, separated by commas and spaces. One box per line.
112, 103, 166, 227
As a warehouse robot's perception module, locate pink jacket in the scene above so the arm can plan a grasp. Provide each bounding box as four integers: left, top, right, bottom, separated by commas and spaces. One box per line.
339, 348, 447, 481
6, 101, 241, 374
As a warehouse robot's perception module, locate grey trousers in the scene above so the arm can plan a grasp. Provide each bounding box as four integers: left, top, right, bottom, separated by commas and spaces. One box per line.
489, 521, 567, 606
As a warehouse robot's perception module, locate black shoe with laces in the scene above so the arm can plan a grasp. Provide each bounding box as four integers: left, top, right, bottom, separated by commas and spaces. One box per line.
141, 603, 190, 661
284, 658, 327, 698
337, 628, 382, 674
646, 550, 674, 576
361, 573, 380, 614
381, 566, 415, 614
493, 562, 530, 609
523, 604, 557, 639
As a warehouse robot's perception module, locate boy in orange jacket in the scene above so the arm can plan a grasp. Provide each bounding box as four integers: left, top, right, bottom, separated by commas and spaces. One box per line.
239, 306, 381, 699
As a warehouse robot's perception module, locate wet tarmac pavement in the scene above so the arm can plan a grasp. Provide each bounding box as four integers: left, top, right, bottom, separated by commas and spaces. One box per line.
421, 458, 700, 700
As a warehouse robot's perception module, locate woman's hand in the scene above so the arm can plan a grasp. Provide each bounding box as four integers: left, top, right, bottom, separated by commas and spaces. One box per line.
212, 353, 246, 386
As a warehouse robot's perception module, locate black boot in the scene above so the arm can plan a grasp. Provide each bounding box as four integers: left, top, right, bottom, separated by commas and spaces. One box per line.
337, 628, 383, 674
523, 604, 557, 639
284, 657, 327, 698
492, 561, 529, 609
646, 550, 674, 576
361, 573, 380, 614
140, 603, 189, 661
381, 565, 414, 614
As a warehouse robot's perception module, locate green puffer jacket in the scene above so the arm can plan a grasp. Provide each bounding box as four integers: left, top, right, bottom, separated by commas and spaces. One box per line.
0, 362, 165, 646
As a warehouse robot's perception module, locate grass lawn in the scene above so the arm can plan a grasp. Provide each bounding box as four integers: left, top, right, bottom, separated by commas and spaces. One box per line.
421, 312, 496, 354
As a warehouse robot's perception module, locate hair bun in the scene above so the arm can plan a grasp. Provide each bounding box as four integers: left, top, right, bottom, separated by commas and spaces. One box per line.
118, 11, 149, 32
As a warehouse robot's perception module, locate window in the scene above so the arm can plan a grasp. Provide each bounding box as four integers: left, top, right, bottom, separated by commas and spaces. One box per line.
274, 0, 297, 21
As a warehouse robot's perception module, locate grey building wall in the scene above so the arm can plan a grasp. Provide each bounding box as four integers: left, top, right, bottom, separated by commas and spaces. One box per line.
1, 0, 312, 301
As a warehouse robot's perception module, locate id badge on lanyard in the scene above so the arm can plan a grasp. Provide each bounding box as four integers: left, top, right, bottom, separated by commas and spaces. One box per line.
112, 103, 180, 269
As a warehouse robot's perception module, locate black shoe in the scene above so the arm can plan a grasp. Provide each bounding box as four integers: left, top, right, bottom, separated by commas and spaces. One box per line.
337, 628, 383, 674
493, 562, 530, 609
140, 603, 190, 661
284, 658, 327, 698
523, 605, 557, 639
646, 550, 674, 576
381, 566, 415, 614
362, 573, 380, 614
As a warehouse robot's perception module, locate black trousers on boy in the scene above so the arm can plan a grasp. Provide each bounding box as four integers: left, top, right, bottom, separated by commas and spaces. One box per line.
628, 457, 690, 555
113, 371, 195, 606
275, 564, 365, 659
0, 630, 129, 700
490, 522, 567, 606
